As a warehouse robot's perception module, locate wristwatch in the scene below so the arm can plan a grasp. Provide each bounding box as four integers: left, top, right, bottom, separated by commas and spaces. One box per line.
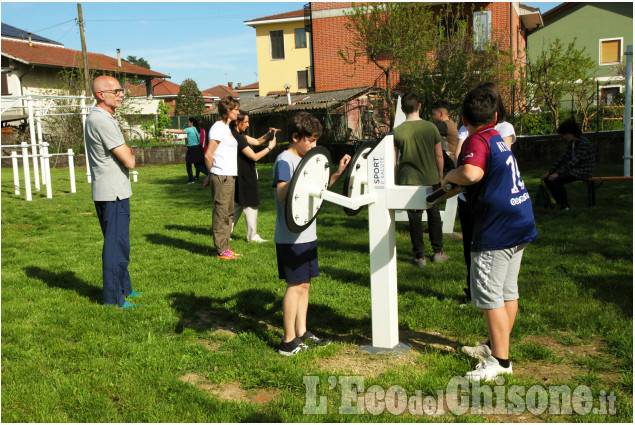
444, 183, 454, 191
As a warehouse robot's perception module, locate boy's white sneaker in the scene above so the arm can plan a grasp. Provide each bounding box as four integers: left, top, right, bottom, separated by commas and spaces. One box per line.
465, 356, 513, 382
461, 342, 492, 361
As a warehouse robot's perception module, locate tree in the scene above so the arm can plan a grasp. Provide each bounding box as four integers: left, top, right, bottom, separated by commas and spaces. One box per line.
339, 2, 436, 126
400, 3, 517, 121
525, 38, 596, 128
125, 55, 150, 69
124, 55, 151, 85
175, 78, 205, 117
339, 3, 518, 126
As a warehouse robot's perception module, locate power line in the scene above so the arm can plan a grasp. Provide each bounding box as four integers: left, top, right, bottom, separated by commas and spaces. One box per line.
29, 19, 77, 35
85, 14, 248, 23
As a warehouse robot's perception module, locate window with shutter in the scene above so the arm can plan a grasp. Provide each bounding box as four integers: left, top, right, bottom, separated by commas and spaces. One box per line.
297, 70, 308, 89
270, 30, 285, 60
600, 38, 622, 65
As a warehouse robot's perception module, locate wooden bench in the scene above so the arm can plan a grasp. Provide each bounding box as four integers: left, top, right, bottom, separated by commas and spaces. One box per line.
585, 176, 633, 206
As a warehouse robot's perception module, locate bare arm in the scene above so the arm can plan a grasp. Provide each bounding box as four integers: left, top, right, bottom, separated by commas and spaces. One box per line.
240, 137, 277, 162
205, 139, 220, 171
443, 164, 484, 187
244, 128, 280, 146
434, 141, 444, 183
454, 138, 466, 167
276, 180, 290, 203
162, 129, 186, 134
394, 147, 399, 182
111, 144, 135, 169
502, 135, 513, 149
329, 154, 351, 187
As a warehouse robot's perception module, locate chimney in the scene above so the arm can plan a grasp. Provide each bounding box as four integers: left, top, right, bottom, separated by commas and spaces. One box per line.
228, 82, 233, 89
117, 49, 121, 67
28, 33, 32, 47
237, 83, 242, 89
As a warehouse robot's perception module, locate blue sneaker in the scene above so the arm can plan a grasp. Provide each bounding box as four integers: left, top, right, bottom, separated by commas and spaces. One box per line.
120, 301, 141, 309
128, 291, 143, 298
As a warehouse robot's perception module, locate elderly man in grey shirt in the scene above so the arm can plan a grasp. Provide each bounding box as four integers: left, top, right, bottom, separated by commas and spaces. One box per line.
85, 76, 138, 308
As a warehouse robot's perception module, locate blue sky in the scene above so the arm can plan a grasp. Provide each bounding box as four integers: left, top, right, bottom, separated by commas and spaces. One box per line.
1, 1, 561, 91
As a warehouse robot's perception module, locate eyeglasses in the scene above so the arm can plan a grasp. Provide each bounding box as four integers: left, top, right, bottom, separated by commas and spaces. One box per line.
99, 88, 125, 95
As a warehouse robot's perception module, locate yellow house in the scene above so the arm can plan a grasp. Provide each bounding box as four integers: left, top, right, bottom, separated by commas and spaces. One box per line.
244, 9, 311, 97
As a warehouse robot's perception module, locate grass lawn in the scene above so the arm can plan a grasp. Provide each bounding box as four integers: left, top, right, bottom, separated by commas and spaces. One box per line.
1, 161, 632, 422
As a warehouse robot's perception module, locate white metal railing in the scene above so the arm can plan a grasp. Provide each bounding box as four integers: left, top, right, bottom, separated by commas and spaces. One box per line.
2, 93, 94, 200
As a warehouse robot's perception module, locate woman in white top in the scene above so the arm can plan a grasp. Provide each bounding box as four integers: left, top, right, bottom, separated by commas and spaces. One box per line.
454, 82, 516, 161
204, 96, 241, 260
454, 82, 517, 305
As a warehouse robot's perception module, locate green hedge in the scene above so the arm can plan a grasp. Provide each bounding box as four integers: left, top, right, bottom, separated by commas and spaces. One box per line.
510, 105, 627, 136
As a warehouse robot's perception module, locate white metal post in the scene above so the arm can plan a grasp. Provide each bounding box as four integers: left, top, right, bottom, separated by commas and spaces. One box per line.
11, 151, 20, 195
81, 97, 92, 183
43, 143, 52, 199
68, 149, 76, 193
624, 45, 632, 177
26, 96, 41, 191
366, 135, 401, 350
35, 100, 47, 185
20, 142, 32, 201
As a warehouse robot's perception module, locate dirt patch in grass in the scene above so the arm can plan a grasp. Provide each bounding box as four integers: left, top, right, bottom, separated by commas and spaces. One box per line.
401, 330, 460, 353
523, 334, 601, 358
179, 373, 281, 405
198, 329, 237, 351
515, 361, 582, 385
311, 330, 458, 377
312, 345, 422, 377
515, 334, 620, 385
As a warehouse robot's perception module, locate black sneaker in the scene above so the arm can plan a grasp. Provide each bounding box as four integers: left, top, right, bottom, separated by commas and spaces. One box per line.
299, 331, 330, 347
278, 337, 310, 356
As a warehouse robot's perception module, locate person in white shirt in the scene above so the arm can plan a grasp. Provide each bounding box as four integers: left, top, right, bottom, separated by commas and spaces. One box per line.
204, 96, 242, 260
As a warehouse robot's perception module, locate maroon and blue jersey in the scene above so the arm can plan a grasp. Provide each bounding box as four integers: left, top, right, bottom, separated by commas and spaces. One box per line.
458, 125, 538, 251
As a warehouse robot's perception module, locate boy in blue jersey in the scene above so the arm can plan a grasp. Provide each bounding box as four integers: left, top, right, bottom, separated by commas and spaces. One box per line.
442, 88, 538, 381
273, 112, 351, 356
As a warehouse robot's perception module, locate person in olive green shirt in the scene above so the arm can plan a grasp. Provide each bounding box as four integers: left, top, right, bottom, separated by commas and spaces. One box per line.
394, 93, 450, 267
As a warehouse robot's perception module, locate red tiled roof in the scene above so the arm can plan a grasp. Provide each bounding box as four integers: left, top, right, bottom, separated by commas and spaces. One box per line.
201, 85, 239, 98
126, 78, 181, 97
237, 81, 259, 90
246, 9, 304, 23
1, 39, 168, 78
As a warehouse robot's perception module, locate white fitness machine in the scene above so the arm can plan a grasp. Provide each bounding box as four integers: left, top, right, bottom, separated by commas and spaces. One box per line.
285, 135, 455, 353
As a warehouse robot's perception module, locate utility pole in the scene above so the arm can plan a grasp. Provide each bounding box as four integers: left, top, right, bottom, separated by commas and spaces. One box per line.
77, 3, 91, 96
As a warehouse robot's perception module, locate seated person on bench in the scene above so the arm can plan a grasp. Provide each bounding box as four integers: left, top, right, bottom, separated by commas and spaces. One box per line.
541, 119, 595, 210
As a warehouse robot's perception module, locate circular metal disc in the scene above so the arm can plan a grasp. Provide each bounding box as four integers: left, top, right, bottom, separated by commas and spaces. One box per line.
285, 146, 332, 233
342, 140, 379, 216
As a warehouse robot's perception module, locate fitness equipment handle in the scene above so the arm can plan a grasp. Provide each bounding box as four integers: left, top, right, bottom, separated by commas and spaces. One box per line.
426, 183, 458, 204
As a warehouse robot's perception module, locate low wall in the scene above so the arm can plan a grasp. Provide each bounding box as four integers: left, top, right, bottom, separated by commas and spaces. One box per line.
1, 145, 187, 168
2, 130, 630, 170
511, 130, 631, 169
324, 130, 631, 170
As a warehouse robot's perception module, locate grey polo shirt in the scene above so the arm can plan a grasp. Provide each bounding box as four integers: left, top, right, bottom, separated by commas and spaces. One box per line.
84, 106, 132, 202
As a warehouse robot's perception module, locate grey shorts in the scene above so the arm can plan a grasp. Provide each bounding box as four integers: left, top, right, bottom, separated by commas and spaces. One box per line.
470, 243, 527, 309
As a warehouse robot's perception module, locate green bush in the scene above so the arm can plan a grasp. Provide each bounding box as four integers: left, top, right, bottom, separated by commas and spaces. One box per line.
511, 104, 626, 136
510, 111, 556, 136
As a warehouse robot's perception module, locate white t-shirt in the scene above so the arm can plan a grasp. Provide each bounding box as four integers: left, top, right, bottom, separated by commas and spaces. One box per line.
458, 121, 516, 144
208, 121, 238, 176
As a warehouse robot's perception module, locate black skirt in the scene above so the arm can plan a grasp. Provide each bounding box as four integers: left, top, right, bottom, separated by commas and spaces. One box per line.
186, 145, 205, 164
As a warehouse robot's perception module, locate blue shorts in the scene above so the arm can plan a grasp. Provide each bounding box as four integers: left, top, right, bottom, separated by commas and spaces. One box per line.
276, 241, 319, 284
